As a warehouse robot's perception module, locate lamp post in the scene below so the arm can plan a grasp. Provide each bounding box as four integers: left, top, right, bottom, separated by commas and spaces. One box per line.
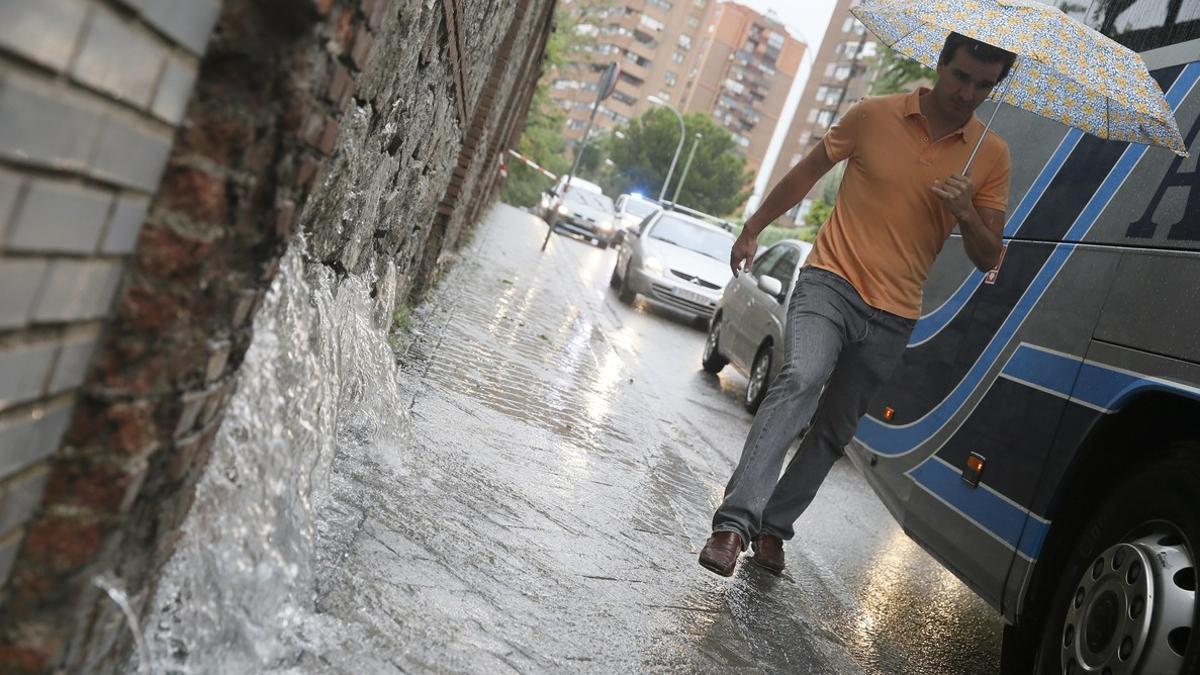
671, 132, 702, 206
647, 95, 684, 204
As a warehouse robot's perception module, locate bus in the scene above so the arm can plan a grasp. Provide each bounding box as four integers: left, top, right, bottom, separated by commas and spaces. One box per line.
843, 4, 1200, 673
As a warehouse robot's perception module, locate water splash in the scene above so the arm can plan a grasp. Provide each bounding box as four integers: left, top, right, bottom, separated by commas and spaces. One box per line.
139, 238, 409, 673
93, 574, 150, 672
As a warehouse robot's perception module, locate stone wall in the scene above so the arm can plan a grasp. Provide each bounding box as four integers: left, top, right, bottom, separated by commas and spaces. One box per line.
0, 0, 555, 671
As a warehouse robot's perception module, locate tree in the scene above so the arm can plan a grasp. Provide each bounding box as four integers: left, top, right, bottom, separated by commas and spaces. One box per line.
603, 109, 753, 216
869, 45, 935, 95
501, 2, 605, 207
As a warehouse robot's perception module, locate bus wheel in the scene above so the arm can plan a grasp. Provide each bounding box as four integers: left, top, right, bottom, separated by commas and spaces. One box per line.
1029, 455, 1198, 674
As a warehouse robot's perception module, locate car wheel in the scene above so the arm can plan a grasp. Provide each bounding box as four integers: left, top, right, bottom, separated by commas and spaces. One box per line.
617, 262, 636, 305
701, 316, 728, 374
598, 238, 609, 250
1014, 452, 1198, 675
609, 262, 621, 288
744, 345, 772, 413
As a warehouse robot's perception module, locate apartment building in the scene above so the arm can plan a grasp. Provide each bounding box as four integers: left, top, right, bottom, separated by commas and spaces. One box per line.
550, 0, 717, 144
550, 0, 804, 176
681, 3, 805, 173
761, 0, 878, 226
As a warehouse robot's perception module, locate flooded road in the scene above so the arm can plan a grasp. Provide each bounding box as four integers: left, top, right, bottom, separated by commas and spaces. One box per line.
306, 203, 1003, 673
145, 203, 1003, 673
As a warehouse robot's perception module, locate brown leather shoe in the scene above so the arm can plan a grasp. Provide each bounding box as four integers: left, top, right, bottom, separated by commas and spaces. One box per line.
698, 531, 743, 577
750, 534, 784, 574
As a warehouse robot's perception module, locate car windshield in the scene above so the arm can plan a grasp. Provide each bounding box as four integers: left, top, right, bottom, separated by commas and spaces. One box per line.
623, 199, 658, 218
647, 214, 734, 260
563, 189, 614, 212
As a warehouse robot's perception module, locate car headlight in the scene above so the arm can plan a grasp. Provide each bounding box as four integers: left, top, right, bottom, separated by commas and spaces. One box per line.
558, 204, 570, 215
597, 220, 613, 231
644, 256, 665, 274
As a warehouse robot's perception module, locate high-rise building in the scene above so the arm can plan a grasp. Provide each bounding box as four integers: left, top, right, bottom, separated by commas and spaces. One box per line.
550, 0, 718, 145
681, 3, 806, 173
549, 1, 805, 177
759, 0, 879, 227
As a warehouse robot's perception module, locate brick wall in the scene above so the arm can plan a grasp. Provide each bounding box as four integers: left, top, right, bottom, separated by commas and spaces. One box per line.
0, 0, 555, 671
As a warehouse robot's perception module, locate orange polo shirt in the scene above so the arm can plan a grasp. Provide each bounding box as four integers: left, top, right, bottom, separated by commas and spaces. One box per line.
806, 87, 1011, 319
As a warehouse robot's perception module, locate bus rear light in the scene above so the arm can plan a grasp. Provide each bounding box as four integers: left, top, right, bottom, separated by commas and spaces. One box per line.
883, 406, 895, 422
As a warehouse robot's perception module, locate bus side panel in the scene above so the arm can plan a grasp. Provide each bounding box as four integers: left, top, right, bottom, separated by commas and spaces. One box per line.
885, 243, 1122, 611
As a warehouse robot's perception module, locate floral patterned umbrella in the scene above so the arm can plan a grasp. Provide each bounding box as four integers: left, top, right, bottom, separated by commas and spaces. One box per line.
851, 0, 1188, 163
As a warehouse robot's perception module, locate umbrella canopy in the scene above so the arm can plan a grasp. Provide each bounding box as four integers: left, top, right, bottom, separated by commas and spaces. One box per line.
851, 0, 1188, 157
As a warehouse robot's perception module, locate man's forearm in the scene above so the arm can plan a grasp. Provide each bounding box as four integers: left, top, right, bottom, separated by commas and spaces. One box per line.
958, 207, 1003, 271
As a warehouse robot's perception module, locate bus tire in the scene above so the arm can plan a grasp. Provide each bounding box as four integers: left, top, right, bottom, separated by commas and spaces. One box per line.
1014, 451, 1199, 674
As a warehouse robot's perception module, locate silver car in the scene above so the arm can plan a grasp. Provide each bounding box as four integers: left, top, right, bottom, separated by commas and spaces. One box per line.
702, 240, 812, 412
610, 210, 735, 325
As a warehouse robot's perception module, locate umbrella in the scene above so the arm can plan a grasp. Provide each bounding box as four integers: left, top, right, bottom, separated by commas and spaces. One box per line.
850, 0, 1189, 171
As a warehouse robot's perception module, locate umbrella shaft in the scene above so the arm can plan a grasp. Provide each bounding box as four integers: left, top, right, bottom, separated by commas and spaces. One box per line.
964, 56, 1019, 175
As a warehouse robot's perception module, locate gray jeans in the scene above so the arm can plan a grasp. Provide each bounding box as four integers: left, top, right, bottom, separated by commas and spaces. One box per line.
712, 267, 915, 547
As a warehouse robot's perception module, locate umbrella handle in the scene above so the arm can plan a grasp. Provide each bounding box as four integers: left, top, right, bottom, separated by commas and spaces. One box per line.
963, 55, 1019, 175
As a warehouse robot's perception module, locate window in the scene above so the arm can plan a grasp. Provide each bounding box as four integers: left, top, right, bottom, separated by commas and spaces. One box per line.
611, 89, 637, 106
647, 0, 673, 12
672, 51, 686, 64
815, 85, 829, 100
678, 34, 692, 49
824, 87, 843, 105
824, 63, 836, 77
693, 0, 706, 7
1075, 0, 1200, 52
835, 64, 852, 80
806, 109, 818, 123
816, 109, 834, 127
861, 41, 877, 58
640, 14, 665, 31
842, 16, 855, 32
752, 244, 787, 276
762, 245, 803, 288
687, 14, 700, 28
767, 32, 785, 49
665, 71, 677, 87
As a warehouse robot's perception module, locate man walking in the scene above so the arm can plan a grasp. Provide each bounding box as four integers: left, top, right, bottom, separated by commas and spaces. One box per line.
699, 32, 1016, 577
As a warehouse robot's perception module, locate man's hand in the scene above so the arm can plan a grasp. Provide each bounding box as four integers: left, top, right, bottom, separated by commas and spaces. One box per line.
730, 231, 758, 277
932, 173, 976, 221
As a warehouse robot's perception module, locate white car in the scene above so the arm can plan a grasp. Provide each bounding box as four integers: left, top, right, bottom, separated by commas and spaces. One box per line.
610, 210, 735, 325
702, 240, 812, 412
612, 193, 661, 244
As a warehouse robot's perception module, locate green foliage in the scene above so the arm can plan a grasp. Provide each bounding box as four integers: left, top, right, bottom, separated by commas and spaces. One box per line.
870, 44, 935, 95
501, 2, 602, 207
602, 109, 753, 216
501, 86, 569, 207
804, 198, 833, 228
733, 222, 817, 249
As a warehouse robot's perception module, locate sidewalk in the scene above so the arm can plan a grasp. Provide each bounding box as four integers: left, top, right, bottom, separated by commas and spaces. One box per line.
301, 203, 994, 673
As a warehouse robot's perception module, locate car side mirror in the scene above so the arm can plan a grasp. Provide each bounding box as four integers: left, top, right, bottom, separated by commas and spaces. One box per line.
757, 275, 783, 298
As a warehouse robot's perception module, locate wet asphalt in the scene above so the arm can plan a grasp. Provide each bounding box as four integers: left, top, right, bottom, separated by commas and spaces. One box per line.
309, 203, 1004, 674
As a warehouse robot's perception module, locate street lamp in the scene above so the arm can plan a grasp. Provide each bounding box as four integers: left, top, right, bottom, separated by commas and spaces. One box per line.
671, 132, 702, 206
647, 95, 685, 204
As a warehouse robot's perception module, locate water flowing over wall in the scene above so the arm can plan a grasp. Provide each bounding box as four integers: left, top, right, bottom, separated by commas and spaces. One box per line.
141, 242, 409, 672
0, 0, 557, 670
